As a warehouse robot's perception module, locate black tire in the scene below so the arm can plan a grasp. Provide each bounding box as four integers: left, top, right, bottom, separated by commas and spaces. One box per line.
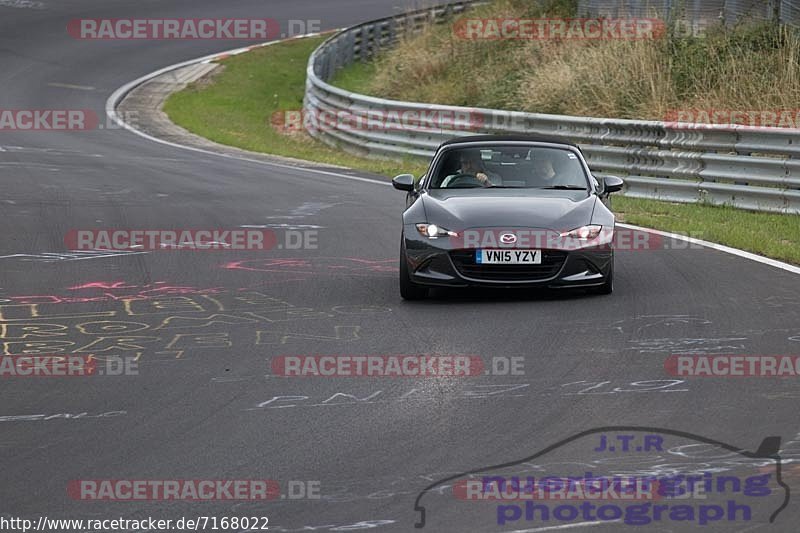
592, 264, 614, 295
399, 240, 428, 300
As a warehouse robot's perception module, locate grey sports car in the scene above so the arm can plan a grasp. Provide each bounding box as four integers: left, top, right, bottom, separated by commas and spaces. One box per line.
392, 135, 624, 299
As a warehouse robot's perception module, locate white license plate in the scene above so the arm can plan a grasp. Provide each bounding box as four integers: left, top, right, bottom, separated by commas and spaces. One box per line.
476, 249, 542, 264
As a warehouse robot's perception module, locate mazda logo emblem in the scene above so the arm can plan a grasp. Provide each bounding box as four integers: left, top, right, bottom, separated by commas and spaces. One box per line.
500, 233, 517, 244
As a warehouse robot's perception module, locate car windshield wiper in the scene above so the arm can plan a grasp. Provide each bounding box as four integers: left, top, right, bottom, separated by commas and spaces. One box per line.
537, 185, 587, 190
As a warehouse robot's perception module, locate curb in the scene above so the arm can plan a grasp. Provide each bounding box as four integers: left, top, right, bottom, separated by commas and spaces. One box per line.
104, 32, 392, 187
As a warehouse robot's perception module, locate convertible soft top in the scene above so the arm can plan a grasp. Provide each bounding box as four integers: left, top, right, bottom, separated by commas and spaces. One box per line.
440, 134, 579, 149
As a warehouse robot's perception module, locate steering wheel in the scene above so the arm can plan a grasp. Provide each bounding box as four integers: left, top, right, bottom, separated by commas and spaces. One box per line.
446, 173, 485, 188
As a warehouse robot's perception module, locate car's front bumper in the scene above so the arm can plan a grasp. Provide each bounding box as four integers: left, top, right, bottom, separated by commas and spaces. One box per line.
403, 229, 613, 289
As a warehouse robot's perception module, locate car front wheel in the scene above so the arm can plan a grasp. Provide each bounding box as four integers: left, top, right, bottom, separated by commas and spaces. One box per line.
592, 262, 614, 295
399, 238, 428, 300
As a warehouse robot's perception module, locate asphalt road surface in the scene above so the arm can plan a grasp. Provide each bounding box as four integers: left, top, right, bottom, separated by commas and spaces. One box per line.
1, 1, 799, 532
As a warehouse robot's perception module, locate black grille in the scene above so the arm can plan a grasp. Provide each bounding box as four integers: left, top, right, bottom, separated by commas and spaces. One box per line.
449, 249, 567, 281
422, 255, 452, 273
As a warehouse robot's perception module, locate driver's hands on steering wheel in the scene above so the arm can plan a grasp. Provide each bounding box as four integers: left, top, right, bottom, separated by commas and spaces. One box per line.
476, 172, 491, 186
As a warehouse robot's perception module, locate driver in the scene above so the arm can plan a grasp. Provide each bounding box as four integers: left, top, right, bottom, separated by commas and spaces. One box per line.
442, 150, 500, 187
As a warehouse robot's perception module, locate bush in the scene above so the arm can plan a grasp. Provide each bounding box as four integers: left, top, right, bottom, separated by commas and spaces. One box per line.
356, 1, 800, 121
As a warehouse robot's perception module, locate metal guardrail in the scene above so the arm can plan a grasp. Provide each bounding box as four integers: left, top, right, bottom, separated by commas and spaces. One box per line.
578, 0, 800, 28
303, 2, 800, 213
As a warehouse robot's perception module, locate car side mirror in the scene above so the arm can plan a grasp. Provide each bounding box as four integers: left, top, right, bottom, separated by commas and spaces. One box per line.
392, 174, 415, 192
603, 176, 624, 194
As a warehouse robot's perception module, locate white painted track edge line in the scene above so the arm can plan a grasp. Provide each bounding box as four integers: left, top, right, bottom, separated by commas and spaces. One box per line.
617, 223, 800, 275
105, 34, 799, 277
501, 519, 621, 532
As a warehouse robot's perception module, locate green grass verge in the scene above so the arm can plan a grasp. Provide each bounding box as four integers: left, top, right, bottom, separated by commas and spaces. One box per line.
164, 34, 800, 266
613, 197, 800, 265
330, 60, 376, 93
164, 36, 426, 178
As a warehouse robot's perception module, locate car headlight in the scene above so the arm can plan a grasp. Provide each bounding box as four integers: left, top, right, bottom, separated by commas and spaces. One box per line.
560, 225, 603, 240
416, 223, 457, 239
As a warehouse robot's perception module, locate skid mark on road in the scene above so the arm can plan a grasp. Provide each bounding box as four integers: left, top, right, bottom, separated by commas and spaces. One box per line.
47, 82, 94, 91
0, 250, 147, 262
0, 0, 45, 8
629, 337, 748, 354
223, 257, 395, 277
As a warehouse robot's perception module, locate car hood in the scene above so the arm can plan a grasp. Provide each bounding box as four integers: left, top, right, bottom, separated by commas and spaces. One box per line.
421, 189, 597, 231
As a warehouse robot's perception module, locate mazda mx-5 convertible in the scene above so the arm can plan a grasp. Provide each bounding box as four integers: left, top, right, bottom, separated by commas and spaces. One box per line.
392, 135, 624, 300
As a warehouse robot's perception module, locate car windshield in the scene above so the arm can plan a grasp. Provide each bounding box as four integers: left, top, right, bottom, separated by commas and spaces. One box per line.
429, 145, 589, 190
